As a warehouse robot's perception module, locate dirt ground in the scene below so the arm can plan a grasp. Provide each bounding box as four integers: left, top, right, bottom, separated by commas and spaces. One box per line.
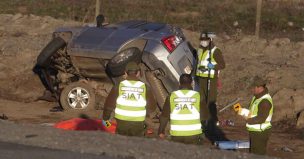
1, 14, 304, 159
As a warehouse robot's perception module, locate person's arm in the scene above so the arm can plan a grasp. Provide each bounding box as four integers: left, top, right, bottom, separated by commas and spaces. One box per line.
213, 48, 225, 70
246, 99, 272, 124
158, 96, 171, 136
190, 42, 198, 77
102, 85, 119, 120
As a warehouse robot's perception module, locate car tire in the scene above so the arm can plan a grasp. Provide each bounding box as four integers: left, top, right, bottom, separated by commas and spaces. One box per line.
107, 47, 141, 77
60, 82, 96, 112
37, 37, 66, 67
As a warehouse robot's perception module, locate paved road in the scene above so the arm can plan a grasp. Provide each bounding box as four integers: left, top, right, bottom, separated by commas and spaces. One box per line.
0, 141, 119, 159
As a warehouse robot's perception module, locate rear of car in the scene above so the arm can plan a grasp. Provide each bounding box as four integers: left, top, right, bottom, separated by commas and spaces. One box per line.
34, 20, 196, 112
141, 24, 195, 93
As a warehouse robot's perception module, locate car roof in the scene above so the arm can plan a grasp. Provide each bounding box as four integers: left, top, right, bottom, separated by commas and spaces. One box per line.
106, 20, 166, 31
68, 20, 172, 59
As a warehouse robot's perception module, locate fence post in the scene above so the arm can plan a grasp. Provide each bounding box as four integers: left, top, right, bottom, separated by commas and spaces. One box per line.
95, 0, 101, 19
255, 0, 262, 39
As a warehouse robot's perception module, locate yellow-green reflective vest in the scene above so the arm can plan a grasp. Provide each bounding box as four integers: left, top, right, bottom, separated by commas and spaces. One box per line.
114, 80, 147, 121
196, 47, 217, 78
169, 90, 202, 136
246, 94, 273, 132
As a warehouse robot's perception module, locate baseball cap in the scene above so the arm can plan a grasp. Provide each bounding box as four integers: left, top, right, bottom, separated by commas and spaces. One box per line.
251, 76, 268, 87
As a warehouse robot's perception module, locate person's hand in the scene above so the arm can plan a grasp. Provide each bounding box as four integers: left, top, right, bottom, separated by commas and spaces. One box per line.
102, 120, 112, 128
159, 133, 166, 139
207, 63, 215, 69
233, 103, 250, 119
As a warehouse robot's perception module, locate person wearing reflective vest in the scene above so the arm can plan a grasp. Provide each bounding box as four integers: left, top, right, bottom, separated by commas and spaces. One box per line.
234, 76, 273, 155
158, 74, 202, 144
102, 62, 156, 136
194, 32, 225, 142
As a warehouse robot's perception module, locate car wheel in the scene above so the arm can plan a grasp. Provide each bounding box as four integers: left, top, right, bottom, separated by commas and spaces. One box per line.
37, 37, 66, 67
60, 82, 96, 111
107, 47, 141, 77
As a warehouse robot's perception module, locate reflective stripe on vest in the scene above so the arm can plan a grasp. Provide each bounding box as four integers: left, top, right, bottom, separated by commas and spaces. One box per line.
246, 94, 273, 132
114, 80, 147, 121
170, 90, 202, 136
196, 47, 217, 78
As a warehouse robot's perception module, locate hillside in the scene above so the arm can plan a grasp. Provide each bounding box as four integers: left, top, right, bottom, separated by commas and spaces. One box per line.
1, 0, 304, 40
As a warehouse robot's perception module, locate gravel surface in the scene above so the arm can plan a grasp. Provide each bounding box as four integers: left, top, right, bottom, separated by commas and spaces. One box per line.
0, 120, 275, 159
0, 141, 119, 159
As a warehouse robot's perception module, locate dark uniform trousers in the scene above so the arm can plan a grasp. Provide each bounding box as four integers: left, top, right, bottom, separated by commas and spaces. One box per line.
249, 128, 271, 155
197, 77, 228, 142
197, 77, 218, 122
171, 135, 202, 145
116, 119, 145, 137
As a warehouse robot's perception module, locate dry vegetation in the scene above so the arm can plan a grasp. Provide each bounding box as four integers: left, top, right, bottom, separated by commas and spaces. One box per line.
1, 0, 304, 40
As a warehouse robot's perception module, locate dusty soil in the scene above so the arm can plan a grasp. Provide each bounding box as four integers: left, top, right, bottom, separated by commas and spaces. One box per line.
0, 120, 275, 159
0, 14, 304, 158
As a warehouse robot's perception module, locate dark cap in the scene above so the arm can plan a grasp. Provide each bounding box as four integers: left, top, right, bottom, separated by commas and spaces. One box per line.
200, 32, 210, 40
199, 32, 215, 40
125, 62, 140, 71
251, 76, 268, 87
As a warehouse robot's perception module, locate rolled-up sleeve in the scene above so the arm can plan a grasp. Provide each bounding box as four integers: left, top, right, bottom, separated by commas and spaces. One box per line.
102, 86, 118, 120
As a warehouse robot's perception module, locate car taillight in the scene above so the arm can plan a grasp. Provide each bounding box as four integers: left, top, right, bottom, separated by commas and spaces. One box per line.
161, 35, 181, 53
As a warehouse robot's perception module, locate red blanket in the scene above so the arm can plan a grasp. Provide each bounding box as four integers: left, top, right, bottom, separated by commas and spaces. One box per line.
53, 118, 116, 134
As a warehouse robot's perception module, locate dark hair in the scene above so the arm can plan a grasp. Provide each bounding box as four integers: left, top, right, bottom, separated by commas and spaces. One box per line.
179, 74, 192, 85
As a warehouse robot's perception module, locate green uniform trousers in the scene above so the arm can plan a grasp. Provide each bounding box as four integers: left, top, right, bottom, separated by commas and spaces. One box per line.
197, 77, 218, 121
171, 134, 202, 145
249, 128, 271, 155
116, 119, 145, 137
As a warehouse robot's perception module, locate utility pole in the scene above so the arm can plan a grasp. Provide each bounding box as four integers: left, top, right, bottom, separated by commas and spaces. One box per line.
95, 0, 101, 19
255, 0, 262, 39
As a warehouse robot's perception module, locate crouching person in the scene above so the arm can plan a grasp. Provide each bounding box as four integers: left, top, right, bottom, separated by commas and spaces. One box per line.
158, 74, 203, 144
102, 62, 156, 136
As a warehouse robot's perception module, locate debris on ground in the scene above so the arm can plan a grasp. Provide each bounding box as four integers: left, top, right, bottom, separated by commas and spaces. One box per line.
0, 114, 8, 120
53, 118, 117, 133
215, 140, 250, 150
274, 146, 294, 152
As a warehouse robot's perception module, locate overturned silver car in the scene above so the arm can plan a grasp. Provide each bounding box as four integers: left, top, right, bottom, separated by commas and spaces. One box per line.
34, 20, 196, 112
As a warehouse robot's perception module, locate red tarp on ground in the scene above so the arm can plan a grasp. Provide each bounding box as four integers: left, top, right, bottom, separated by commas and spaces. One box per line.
53, 118, 116, 134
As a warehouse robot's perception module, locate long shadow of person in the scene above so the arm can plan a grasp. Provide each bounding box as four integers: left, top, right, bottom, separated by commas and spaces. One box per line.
203, 102, 229, 143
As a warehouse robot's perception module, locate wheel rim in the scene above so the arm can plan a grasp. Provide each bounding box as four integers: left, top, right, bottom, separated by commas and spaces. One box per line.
67, 87, 90, 109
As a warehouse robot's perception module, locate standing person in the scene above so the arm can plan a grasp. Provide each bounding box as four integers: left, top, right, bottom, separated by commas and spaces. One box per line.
102, 62, 156, 136
195, 32, 225, 141
158, 74, 202, 144
234, 76, 273, 155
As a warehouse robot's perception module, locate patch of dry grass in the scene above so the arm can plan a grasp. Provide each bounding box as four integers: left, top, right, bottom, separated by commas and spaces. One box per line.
1, 0, 304, 40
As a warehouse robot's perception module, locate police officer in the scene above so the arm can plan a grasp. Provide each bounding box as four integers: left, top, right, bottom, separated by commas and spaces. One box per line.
195, 32, 225, 142
158, 74, 202, 144
102, 62, 156, 136
235, 76, 273, 155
